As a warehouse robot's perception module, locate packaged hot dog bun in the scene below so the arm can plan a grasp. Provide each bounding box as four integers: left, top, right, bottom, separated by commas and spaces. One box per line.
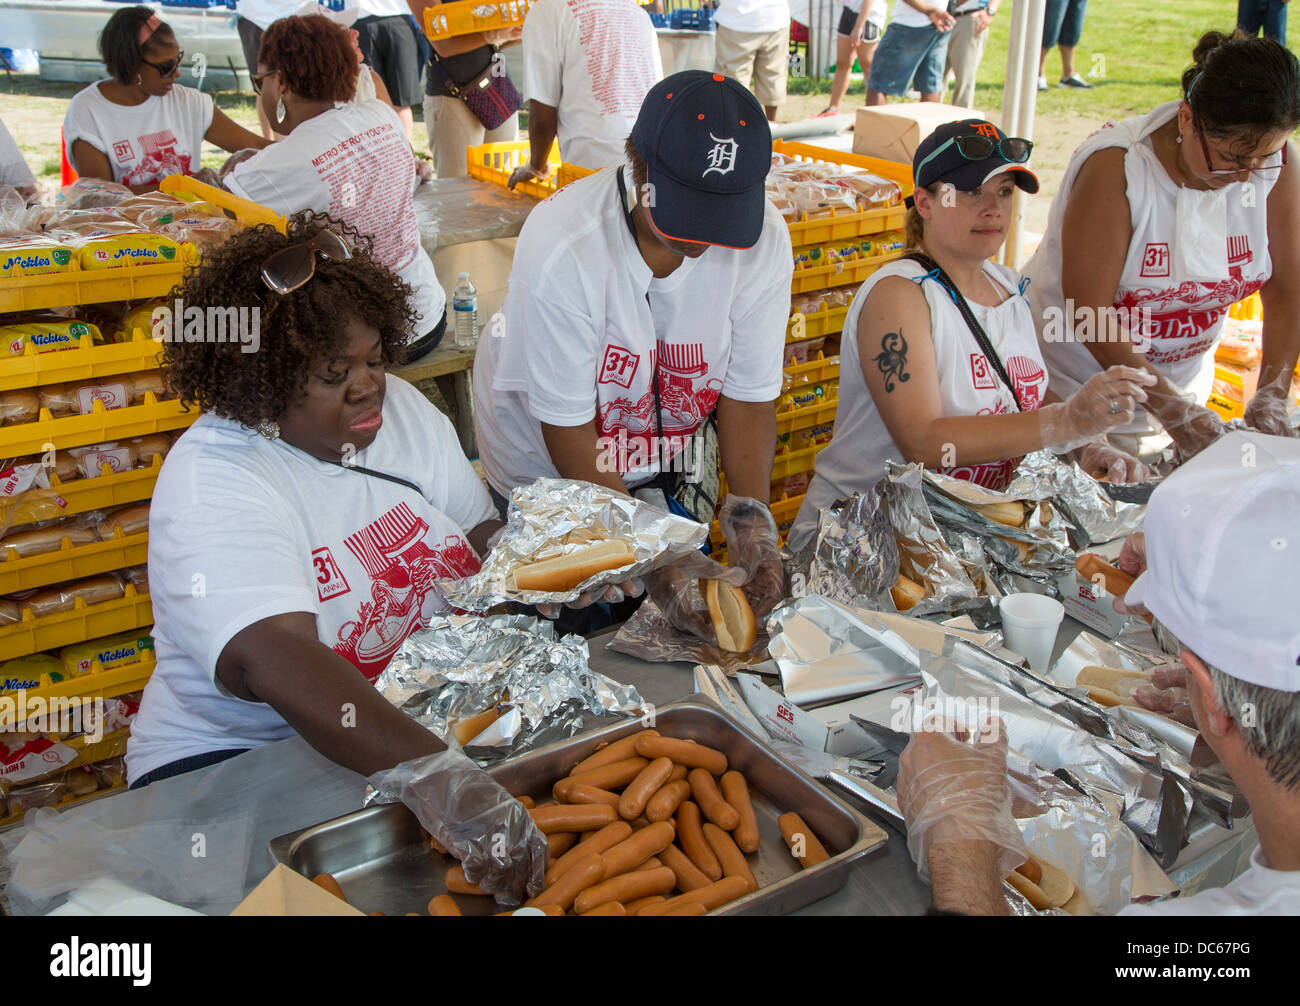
126, 370, 167, 402
1076, 665, 1152, 708
970, 500, 1027, 527
130, 433, 172, 464
891, 574, 925, 612
701, 578, 756, 652
0, 389, 39, 426
0, 235, 73, 277
511, 539, 635, 593
1005, 853, 1075, 910
95, 503, 150, 538
0, 521, 97, 560
0, 652, 64, 682
0, 319, 100, 357
21, 574, 125, 618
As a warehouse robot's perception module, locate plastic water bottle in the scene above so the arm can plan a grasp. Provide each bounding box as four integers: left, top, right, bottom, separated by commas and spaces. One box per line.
453, 272, 479, 349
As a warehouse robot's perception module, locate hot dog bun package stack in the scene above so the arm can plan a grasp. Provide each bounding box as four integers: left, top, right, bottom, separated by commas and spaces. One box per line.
437, 478, 714, 610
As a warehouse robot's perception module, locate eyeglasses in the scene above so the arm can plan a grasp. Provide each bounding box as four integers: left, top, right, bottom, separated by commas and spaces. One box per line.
142, 50, 184, 78
916, 133, 1033, 179
250, 70, 273, 94
260, 230, 353, 295
1196, 126, 1287, 179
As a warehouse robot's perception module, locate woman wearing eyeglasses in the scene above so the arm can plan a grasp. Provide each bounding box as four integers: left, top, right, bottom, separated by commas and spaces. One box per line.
63, 6, 268, 193
125, 216, 547, 901
789, 120, 1153, 553
1023, 30, 1300, 463
224, 13, 446, 359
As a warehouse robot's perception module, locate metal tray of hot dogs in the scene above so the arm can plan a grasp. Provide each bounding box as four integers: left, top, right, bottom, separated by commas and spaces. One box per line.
269, 698, 888, 915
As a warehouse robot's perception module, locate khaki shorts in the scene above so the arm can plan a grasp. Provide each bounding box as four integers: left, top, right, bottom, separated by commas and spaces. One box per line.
423, 94, 518, 179
715, 25, 789, 107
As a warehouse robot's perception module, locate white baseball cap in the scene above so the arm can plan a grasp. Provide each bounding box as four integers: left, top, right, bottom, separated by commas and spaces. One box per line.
294, 1, 360, 28
1125, 431, 1300, 692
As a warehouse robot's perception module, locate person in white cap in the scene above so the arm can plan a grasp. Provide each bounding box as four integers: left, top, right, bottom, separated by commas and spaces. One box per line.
895, 429, 1300, 915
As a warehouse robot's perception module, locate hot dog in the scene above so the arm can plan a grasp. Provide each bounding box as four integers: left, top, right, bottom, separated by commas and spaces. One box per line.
564, 784, 622, 809
702, 822, 758, 893
658, 842, 712, 892
618, 756, 674, 820
427, 894, 462, 916
517, 795, 535, 809
495, 904, 565, 916
624, 894, 667, 913
632, 856, 663, 871
662, 901, 708, 916
511, 539, 635, 593
702, 577, 757, 652
573, 865, 676, 914
598, 820, 676, 879
720, 771, 760, 853
778, 812, 829, 869
636, 876, 752, 915
666, 764, 689, 784
554, 757, 651, 799
674, 801, 723, 881
526, 852, 605, 911
688, 768, 740, 830
634, 736, 728, 776
445, 865, 487, 895
578, 901, 627, 916
545, 821, 633, 885
529, 804, 618, 834
548, 832, 578, 858
453, 703, 505, 746
645, 779, 692, 823
1074, 553, 1135, 597
568, 728, 659, 776
312, 873, 346, 902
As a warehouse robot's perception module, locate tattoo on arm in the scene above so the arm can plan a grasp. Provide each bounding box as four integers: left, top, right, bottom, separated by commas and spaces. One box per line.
875, 329, 910, 393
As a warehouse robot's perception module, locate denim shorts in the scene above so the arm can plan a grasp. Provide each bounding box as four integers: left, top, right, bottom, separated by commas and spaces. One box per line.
867, 22, 951, 95
1042, 0, 1088, 48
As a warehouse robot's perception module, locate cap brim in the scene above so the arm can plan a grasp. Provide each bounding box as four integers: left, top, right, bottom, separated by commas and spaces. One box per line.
643, 162, 765, 250
1123, 570, 1150, 612
983, 163, 1040, 194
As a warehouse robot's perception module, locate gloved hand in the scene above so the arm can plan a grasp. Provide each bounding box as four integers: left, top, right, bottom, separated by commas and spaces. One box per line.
1132, 663, 1197, 728
484, 25, 523, 45
644, 562, 716, 642
535, 577, 644, 621
1038, 366, 1157, 452
413, 157, 433, 185
367, 746, 547, 905
1153, 392, 1229, 466
718, 495, 786, 619
1243, 376, 1298, 438
896, 718, 1027, 883
191, 166, 224, 189
1072, 441, 1150, 484
507, 162, 550, 191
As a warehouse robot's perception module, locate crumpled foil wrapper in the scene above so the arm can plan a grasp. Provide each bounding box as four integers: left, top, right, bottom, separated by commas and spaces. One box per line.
608, 597, 769, 670
784, 492, 900, 613
375, 613, 645, 764
1004, 450, 1148, 547
437, 478, 709, 610
766, 595, 923, 705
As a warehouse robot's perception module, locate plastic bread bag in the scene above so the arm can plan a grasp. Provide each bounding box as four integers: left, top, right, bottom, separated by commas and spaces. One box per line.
47, 227, 182, 271
57, 177, 132, 209
0, 235, 73, 277
0, 511, 101, 561
0, 185, 40, 235
39, 206, 130, 232
15, 572, 126, 619
156, 213, 239, 252
0, 387, 40, 425
111, 191, 186, 223
0, 316, 101, 357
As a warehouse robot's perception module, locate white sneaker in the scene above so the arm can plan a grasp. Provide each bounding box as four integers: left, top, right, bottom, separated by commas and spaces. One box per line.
1059, 73, 1094, 89
1036, 75, 1048, 91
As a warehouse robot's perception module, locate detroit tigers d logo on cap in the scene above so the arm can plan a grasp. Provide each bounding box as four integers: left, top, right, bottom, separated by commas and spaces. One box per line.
704, 134, 739, 177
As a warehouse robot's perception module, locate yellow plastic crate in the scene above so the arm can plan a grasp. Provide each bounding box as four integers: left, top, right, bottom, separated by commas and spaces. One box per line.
64, 726, 130, 768
159, 173, 287, 233
785, 352, 840, 387
0, 530, 148, 595
557, 163, 595, 189
788, 304, 849, 343
1207, 365, 1245, 421
792, 250, 900, 294
0, 251, 196, 315
772, 139, 913, 246
770, 443, 825, 481
423, 0, 538, 40
1227, 292, 1262, 321
0, 780, 128, 829
0, 326, 163, 394
0, 454, 165, 529
0, 393, 194, 457
468, 140, 564, 201
776, 396, 838, 436
0, 585, 152, 664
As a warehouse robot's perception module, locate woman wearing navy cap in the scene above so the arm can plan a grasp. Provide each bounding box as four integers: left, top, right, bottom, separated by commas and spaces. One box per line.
790, 119, 1154, 552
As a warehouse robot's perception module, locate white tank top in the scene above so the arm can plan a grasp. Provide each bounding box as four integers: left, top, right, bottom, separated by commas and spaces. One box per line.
1022, 101, 1278, 434
789, 257, 1047, 552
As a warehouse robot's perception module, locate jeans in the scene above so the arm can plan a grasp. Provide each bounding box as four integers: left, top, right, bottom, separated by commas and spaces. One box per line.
1042, 0, 1088, 48
868, 22, 951, 95
1238, 0, 1287, 42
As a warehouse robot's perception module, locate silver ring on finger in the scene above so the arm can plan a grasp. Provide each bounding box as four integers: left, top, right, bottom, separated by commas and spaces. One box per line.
1108, 397, 1121, 415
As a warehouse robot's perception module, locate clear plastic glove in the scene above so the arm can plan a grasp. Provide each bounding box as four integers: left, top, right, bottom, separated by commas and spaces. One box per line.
535, 577, 644, 621
1132, 663, 1196, 728
1073, 441, 1150, 484
413, 157, 433, 185
896, 718, 1027, 883
1243, 377, 1298, 438
484, 25, 523, 45
507, 163, 550, 191
218, 148, 259, 181
1153, 391, 1229, 465
191, 166, 223, 189
1038, 366, 1157, 452
644, 562, 717, 642
1112, 530, 1147, 615
366, 746, 547, 905
719, 495, 785, 619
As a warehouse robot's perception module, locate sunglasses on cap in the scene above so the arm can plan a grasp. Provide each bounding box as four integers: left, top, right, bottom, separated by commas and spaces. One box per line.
260, 229, 353, 295
916, 133, 1033, 179
142, 50, 185, 78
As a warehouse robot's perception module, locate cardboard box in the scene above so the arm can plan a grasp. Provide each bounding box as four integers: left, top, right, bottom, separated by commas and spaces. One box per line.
231, 864, 366, 916
1055, 570, 1132, 639
853, 103, 986, 164
807, 680, 926, 756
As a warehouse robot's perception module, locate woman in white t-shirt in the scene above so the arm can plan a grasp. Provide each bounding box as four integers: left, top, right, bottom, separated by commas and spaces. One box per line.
226, 14, 445, 357
790, 119, 1154, 552
1022, 31, 1300, 463
125, 215, 547, 901
63, 7, 268, 192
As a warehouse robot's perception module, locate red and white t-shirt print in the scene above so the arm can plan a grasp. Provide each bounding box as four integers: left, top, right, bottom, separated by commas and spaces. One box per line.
329, 502, 481, 682
122, 129, 192, 189
956, 352, 1046, 489
595, 341, 723, 475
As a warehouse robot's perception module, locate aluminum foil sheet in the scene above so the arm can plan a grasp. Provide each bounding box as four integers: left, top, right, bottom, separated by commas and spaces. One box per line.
784, 492, 899, 613
437, 478, 710, 610
922, 483, 1075, 584
608, 598, 768, 670
766, 595, 923, 705
375, 613, 645, 764
1005, 450, 1148, 546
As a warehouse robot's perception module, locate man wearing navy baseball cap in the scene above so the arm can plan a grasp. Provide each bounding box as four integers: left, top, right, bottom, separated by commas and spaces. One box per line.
474, 71, 793, 637
895, 430, 1300, 915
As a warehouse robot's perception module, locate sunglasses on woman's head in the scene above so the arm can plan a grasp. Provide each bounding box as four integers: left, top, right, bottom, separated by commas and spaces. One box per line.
916, 133, 1033, 178
142, 50, 184, 78
261, 230, 353, 295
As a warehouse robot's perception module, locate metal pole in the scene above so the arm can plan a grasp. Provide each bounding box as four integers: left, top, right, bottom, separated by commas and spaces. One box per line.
1003, 0, 1047, 268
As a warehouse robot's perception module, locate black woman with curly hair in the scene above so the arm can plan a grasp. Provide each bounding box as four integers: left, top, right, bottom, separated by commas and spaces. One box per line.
224, 13, 446, 359
124, 215, 546, 901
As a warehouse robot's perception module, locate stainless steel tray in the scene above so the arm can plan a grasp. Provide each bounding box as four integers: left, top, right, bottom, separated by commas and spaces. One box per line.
269, 697, 888, 915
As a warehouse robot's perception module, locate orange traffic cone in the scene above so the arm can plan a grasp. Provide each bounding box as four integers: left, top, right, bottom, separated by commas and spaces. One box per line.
59, 127, 78, 186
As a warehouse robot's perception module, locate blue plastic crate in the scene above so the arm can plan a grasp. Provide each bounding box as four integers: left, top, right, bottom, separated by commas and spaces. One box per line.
159, 0, 230, 7
647, 11, 668, 26
669, 8, 714, 30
